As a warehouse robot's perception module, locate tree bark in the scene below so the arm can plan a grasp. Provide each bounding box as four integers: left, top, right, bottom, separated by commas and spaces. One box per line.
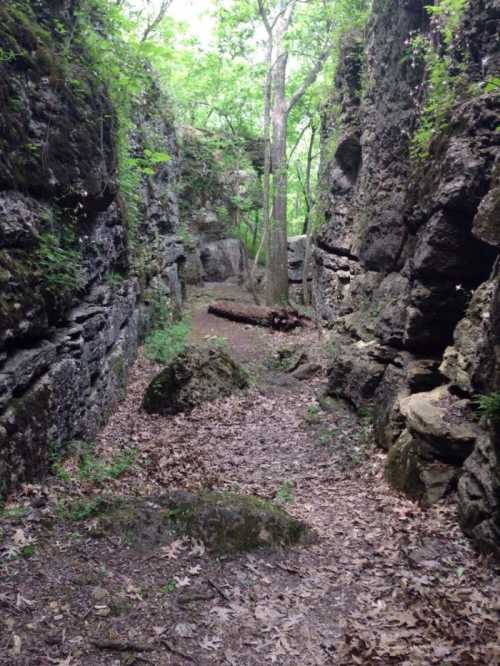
265, 5, 290, 306
208, 301, 307, 331
251, 9, 273, 293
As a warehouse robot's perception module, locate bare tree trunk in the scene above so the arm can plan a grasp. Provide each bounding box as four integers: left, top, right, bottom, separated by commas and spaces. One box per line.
302, 123, 316, 235
251, 24, 273, 291
265, 8, 290, 306
140, 0, 173, 42
299, 124, 317, 305
252, 208, 259, 253
257, 0, 330, 306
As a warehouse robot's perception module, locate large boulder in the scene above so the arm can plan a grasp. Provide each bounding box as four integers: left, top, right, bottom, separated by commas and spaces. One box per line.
386, 429, 461, 506
373, 355, 443, 451
326, 335, 395, 409
200, 238, 248, 282
142, 346, 248, 416
385, 385, 482, 505
440, 279, 496, 394
400, 386, 479, 465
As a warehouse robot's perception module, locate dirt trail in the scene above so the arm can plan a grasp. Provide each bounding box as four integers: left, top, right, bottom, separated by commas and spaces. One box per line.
0, 284, 498, 665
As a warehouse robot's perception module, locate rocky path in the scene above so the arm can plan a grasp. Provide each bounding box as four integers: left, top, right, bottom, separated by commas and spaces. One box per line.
0, 284, 499, 665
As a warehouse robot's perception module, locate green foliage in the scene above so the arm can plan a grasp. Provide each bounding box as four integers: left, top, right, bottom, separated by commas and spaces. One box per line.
37, 231, 81, 293
75, 0, 170, 252
474, 393, 500, 422
106, 272, 125, 288
484, 77, 500, 94
425, 0, 467, 46
63, 496, 107, 521
275, 481, 294, 504
77, 449, 137, 484
0, 47, 16, 62
20, 544, 35, 558
318, 427, 334, 447
410, 1, 468, 161
52, 462, 71, 482
160, 580, 177, 594
149, 289, 173, 330
144, 320, 190, 364
144, 289, 190, 364
0, 505, 28, 521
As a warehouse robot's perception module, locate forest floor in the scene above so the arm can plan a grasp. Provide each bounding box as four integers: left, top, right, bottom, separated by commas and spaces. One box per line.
1, 283, 499, 666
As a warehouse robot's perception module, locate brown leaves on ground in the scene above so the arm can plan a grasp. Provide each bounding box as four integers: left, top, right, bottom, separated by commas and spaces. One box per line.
0, 283, 499, 665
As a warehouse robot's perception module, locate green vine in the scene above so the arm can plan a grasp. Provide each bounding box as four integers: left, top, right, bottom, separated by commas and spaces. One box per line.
37, 231, 81, 293
409, 0, 468, 161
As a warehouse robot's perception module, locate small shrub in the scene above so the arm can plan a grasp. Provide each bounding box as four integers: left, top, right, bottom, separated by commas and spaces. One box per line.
65, 497, 107, 522
160, 580, 177, 594
77, 449, 137, 484
318, 427, 334, 447
144, 320, 190, 364
20, 545, 35, 558
0, 505, 28, 521
275, 481, 294, 504
106, 272, 125, 288
37, 231, 81, 292
474, 393, 500, 422
307, 404, 319, 417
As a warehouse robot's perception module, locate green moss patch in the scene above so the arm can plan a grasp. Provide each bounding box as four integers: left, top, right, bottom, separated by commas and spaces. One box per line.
77, 491, 311, 555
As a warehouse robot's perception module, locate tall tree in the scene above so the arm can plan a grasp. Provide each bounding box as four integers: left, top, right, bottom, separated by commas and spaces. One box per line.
256, 0, 334, 305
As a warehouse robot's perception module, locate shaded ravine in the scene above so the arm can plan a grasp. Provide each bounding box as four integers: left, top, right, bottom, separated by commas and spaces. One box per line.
0, 283, 498, 665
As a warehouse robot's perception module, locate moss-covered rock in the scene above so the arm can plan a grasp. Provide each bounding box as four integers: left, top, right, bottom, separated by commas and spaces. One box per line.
88, 491, 310, 555
142, 345, 249, 416
385, 429, 460, 506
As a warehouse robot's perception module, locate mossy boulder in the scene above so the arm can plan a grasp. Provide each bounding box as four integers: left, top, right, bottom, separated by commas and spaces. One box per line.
164, 491, 309, 553
385, 429, 460, 506
87, 491, 310, 555
142, 345, 249, 416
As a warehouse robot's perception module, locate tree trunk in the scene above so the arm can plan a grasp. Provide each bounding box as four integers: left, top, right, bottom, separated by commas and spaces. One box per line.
252, 33, 272, 279
208, 301, 307, 331
252, 207, 259, 253
302, 124, 316, 235
265, 10, 290, 306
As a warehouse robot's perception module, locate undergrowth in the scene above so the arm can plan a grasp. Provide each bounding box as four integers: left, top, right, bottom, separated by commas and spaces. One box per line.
474, 393, 500, 423
144, 289, 190, 364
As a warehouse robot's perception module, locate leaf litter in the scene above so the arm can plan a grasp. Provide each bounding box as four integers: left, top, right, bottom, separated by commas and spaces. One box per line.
0, 283, 499, 665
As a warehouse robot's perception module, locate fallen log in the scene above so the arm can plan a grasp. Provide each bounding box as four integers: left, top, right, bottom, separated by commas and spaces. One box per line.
207, 301, 308, 331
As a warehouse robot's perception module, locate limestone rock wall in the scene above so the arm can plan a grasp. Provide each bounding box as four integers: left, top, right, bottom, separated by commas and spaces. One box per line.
314, 0, 500, 554
0, 1, 183, 495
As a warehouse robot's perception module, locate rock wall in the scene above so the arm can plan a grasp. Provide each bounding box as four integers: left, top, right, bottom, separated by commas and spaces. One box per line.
0, 1, 183, 495
314, 0, 500, 554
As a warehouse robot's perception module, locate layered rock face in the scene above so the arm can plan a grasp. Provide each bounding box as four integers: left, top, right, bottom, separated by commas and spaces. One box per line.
0, 2, 183, 495
314, 0, 500, 553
